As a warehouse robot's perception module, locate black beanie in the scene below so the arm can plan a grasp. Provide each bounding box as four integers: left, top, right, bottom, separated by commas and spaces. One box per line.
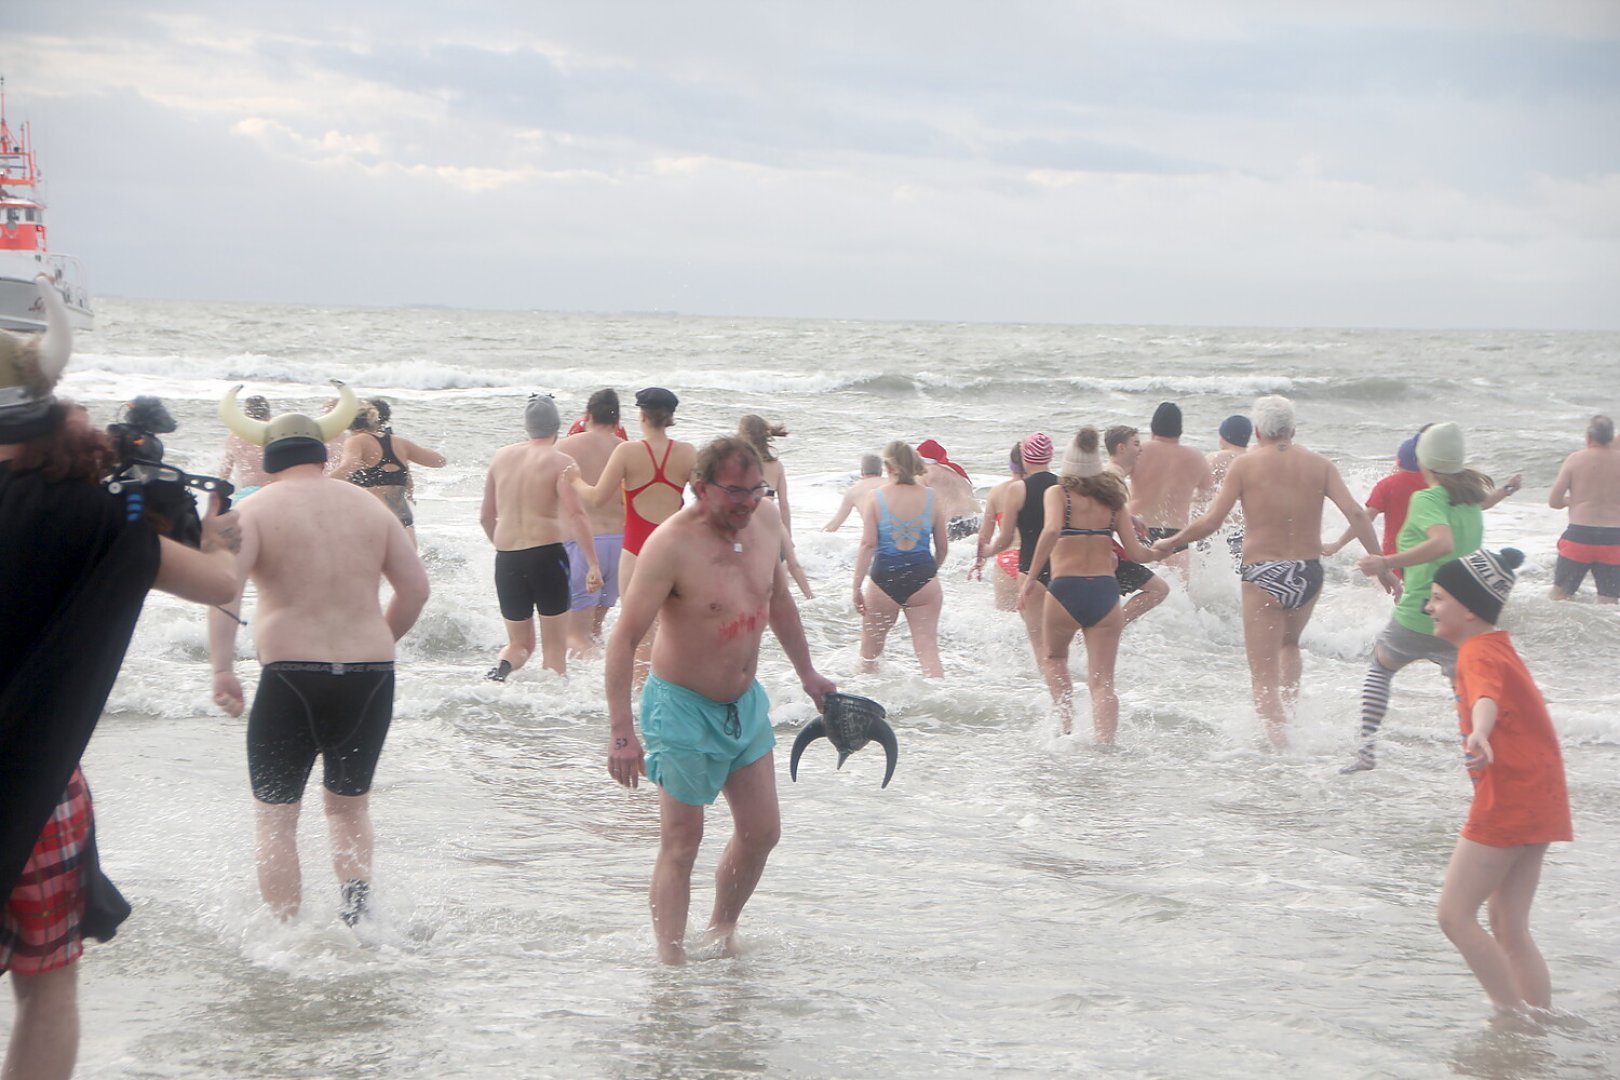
1151, 401, 1183, 438
1432, 547, 1524, 625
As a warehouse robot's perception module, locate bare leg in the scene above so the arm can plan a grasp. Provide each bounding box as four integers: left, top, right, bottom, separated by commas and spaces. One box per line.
321, 791, 374, 887
1239, 583, 1288, 749
1080, 603, 1124, 745
254, 799, 303, 919
1487, 843, 1553, 1008
706, 751, 782, 956
1278, 599, 1317, 711
1017, 574, 1050, 672
1438, 839, 1551, 1012
1121, 573, 1168, 627
991, 563, 1019, 612
1038, 595, 1080, 735
901, 578, 946, 678
566, 607, 599, 659
650, 791, 704, 965
1600, 595, 1618, 606
498, 617, 535, 674
4, 964, 78, 1080
1548, 586, 1571, 601
538, 612, 570, 675
858, 583, 901, 672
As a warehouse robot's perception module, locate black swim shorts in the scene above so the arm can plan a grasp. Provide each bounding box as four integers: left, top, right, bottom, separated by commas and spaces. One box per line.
247, 661, 395, 804
494, 543, 572, 621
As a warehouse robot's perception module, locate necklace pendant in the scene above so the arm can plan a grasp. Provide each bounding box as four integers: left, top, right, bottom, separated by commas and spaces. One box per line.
733, 542, 744, 553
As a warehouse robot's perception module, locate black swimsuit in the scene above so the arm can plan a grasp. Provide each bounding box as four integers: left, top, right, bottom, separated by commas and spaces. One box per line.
1017, 472, 1059, 586
349, 432, 408, 488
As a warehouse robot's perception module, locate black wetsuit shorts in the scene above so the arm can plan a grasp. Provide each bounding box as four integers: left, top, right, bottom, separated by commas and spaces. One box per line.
247, 661, 395, 804
494, 543, 572, 620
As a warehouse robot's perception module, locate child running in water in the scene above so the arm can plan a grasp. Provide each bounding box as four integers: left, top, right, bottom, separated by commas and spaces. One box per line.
1426, 547, 1572, 1015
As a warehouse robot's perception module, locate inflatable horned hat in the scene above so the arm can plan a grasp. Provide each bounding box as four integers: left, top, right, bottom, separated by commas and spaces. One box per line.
0, 276, 72, 442
789, 692, 898, 788
220, 380, 358, 473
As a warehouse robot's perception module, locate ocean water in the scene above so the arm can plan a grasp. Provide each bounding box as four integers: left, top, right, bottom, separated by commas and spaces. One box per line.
7, 299, 1619, 1078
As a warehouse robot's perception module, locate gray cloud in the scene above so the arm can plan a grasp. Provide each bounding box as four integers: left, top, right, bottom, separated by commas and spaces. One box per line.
8, 1, 1618, 327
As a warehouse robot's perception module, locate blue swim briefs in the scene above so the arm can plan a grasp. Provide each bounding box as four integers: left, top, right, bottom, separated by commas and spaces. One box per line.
640, 673, 775, 806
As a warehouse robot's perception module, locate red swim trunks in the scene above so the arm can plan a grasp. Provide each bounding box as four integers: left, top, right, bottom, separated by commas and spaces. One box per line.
1, 768, 92, 976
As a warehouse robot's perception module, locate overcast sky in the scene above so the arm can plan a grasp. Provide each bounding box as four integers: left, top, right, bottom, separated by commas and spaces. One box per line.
7, 2, 1618, 328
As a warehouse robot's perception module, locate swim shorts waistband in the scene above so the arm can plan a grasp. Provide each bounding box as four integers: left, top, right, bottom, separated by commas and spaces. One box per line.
261, 661, 397, 675
1558, 524, 1620, 565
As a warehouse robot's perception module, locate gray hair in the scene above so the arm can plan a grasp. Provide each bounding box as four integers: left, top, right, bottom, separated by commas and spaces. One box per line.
1251, 395, 1296, 439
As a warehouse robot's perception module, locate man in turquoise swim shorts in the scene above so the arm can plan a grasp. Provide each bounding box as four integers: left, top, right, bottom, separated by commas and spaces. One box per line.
605, 435, 835, 965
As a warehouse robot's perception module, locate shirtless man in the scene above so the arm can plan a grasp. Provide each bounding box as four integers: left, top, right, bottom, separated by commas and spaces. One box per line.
605, 436, 835, 965
1200, 414, 1252, 568
1549, 414, 1620, 604
482, 395, 602, 679
211, 383, 431, 925
1152, 396, 1396, 748
555, 389, 627, 654
1105, 425, 1169, 625
822, 453, 884, 532
916, 438, 981, 540
1130, 402, 1214, 579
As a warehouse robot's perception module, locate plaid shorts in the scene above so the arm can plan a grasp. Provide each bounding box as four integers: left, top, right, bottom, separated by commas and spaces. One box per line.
1, 767, 91, 976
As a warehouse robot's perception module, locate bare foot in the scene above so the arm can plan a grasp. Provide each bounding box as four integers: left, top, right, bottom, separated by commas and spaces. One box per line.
700, 925, 742, 959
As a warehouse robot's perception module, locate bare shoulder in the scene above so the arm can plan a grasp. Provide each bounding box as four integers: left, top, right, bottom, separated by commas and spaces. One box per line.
489, 441, 525, 467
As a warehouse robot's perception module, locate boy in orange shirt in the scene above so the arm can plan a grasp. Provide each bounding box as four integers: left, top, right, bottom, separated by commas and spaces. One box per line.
1426, 546, 1572, 1015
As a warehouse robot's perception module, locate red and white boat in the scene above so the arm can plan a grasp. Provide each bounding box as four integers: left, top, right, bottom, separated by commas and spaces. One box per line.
0, 79, 92, 332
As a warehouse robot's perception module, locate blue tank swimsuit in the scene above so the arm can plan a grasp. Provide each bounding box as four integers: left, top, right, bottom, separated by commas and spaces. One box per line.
870, 488, 937, 606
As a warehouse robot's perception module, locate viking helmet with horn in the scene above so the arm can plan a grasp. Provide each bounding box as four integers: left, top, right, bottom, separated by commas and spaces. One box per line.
0, 276, 72, 442
221, 380, 357, 474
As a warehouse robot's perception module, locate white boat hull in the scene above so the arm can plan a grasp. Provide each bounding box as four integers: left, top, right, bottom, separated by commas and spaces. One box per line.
0, 251, 93, 332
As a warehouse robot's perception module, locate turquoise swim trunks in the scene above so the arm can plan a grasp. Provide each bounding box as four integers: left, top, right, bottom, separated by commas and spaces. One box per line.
640, 673, 775, 806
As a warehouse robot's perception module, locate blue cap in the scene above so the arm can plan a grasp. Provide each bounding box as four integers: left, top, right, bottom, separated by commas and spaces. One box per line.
1397, 434, 1419, 471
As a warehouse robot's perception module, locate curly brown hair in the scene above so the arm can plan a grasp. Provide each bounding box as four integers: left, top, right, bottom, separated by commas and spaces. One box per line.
7, 403, 117, 484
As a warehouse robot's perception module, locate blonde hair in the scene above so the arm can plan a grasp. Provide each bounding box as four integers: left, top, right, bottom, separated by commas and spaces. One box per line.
883, 440, 925, 484
737, 414, 787, 463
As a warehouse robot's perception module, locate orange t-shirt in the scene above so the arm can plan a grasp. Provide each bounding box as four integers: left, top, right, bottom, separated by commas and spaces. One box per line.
1454, 631, 1573, 847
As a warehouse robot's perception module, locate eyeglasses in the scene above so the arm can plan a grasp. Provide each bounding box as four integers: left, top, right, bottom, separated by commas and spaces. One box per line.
712, 482, 771, 502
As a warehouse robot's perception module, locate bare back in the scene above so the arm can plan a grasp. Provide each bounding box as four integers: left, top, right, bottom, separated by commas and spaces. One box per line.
219, 434, 272, 489
1131, 440, 1213, 527
616, 435, 696, 527
240, 474, 419, 662
922, 464, 980, 519
645, 499, 788, 701
485, 441, 580, 550
556, 427, 626, 534
1045, 484, 1130, 577
1553, 445, 1620, 526
1227, 443, 1344, 561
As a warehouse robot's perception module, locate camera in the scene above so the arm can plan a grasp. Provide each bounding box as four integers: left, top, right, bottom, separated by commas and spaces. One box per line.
104, 396, 233, 546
